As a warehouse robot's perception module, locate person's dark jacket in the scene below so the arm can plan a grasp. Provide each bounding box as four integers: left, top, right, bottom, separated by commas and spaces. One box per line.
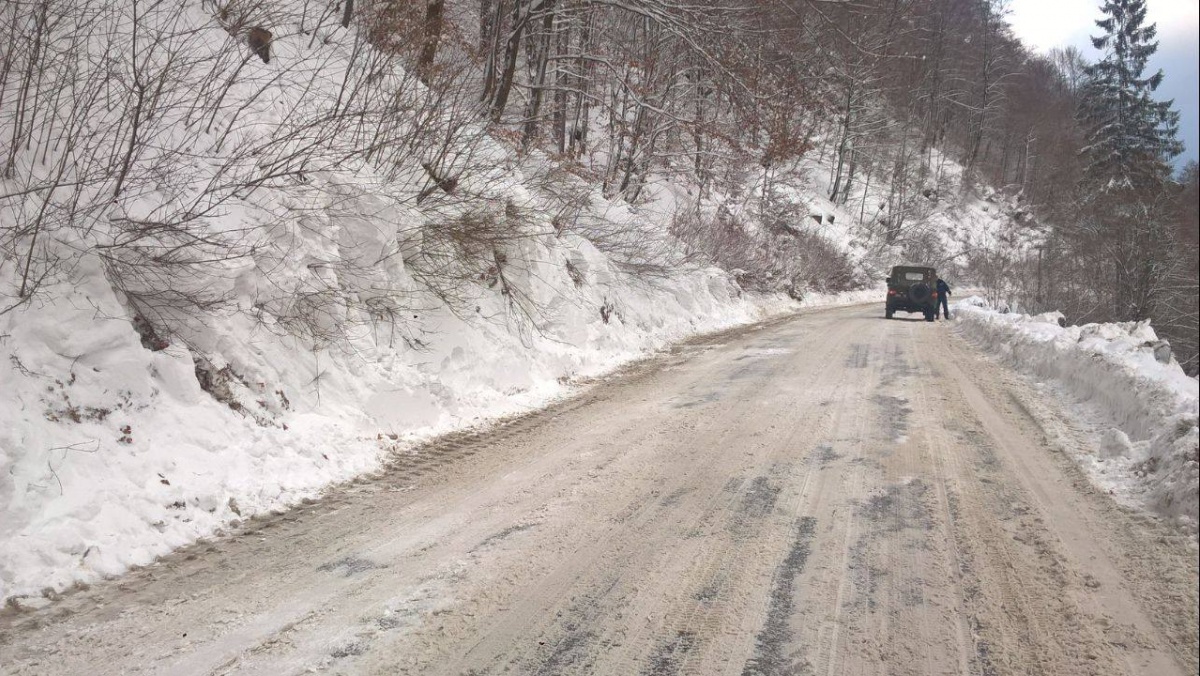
936, 279, 951, 297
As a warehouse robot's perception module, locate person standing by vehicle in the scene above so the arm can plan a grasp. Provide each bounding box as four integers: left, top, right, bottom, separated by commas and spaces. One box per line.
936, 278, 951, 319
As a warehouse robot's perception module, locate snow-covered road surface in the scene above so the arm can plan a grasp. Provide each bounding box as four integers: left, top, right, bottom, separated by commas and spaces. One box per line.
1, 304, 1196, 675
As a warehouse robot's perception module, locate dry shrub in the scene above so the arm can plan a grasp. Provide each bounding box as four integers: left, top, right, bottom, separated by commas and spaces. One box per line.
408, 205, 519, 311
361, 0, 427, 56
673, 206, 861, 297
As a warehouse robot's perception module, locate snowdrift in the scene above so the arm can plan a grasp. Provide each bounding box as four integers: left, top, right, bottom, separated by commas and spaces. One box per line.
953, 297, 1199, 526
2, 234, 888, 603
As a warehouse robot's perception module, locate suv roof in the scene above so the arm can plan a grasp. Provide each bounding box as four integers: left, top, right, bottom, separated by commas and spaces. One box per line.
889, 266, 936, 282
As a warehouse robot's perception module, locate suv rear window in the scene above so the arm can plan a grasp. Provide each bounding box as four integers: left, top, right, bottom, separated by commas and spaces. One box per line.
904, 272, 926, 281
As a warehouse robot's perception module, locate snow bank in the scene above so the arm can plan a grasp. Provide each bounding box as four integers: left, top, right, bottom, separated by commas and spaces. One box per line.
953, 297, 1199, 526
0, 237, 878, 603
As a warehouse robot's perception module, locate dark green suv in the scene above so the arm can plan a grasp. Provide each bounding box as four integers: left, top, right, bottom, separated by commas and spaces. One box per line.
885, 266, 938, 321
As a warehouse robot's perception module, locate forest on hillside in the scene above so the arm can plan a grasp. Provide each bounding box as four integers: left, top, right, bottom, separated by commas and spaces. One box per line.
2, 0, 1196, 370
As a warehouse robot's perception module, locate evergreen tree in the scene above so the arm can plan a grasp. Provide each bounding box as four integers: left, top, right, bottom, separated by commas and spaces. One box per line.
1080, 0, 1183, 190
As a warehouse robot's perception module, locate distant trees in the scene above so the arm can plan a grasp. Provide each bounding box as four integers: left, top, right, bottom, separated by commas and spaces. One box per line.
1080, 0, 1182, 188
1064, 0, 1193, 369
1158, 163, 1200, 372
968, 0, 1198, 373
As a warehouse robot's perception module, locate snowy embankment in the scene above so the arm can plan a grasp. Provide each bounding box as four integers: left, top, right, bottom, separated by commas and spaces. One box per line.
952, 297, 1199, 527
0, 250, 874, 604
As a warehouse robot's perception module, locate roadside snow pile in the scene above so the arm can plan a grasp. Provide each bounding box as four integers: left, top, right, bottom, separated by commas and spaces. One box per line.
0, 241, 876, 603
953, 297, 1199, 526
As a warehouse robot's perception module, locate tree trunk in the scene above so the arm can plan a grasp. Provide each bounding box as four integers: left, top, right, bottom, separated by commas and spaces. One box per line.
521, 0, 557, 150
490, 0, 526, 122
416, 0, 445, 85
481, 0, 506, 102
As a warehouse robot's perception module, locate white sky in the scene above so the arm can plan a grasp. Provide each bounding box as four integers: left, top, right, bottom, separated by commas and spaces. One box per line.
1007, 0, 1199, 53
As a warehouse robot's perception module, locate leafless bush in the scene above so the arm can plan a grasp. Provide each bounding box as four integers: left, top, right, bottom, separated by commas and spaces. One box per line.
406, 204, 520, 313
0, 0, 531, 350
673, 201, 860, 298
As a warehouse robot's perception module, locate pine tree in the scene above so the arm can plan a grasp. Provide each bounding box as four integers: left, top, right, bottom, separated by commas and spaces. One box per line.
1080, 0, 1183, 190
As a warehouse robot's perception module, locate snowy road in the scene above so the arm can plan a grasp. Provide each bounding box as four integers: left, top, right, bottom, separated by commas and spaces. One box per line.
1, 304, 1197, 676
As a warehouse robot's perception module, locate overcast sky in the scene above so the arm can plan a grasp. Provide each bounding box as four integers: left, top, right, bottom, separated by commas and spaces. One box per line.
1007, 0, 1200, 169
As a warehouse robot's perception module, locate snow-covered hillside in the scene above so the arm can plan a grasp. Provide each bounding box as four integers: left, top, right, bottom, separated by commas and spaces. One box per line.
1, 227, 886, 602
